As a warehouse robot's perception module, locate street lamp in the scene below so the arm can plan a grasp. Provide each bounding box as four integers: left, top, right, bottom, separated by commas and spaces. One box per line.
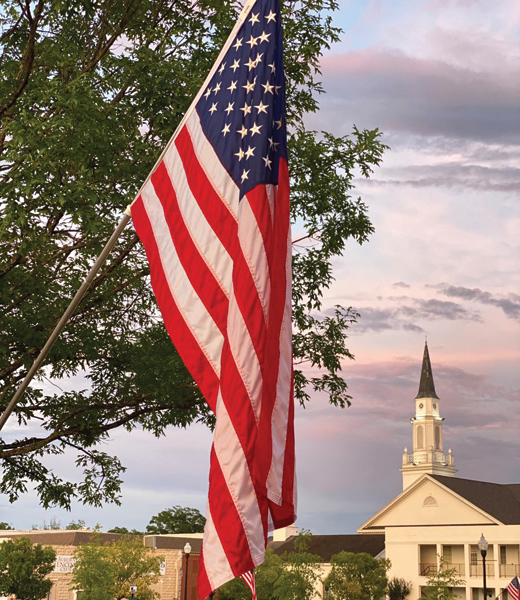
184, 542, 192, 600
478, 534, 489, 600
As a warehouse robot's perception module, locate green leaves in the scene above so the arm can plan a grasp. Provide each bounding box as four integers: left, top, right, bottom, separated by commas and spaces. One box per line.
0, 537, 56, 600
326, 552, 391, 600
145, 506, 206, 535
72, 533, 163, 600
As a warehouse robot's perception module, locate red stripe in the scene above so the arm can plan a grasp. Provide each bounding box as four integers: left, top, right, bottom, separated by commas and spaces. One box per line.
131, 196, 220, 411
230, 248, 267, 370
250, 161, 292, 498
208, 446, 256, 575
197, 548, 212, 600
151, 162, 229, 336
176, 126, 239, 259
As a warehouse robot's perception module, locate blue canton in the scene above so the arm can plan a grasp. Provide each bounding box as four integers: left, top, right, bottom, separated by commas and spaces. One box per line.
196, 0, 287, 198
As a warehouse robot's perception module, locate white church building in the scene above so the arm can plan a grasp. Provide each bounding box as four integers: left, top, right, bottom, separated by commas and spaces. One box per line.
358, 342, 520, 600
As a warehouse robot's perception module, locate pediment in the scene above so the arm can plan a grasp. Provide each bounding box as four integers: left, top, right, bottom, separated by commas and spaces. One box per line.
359, 476, 499, 532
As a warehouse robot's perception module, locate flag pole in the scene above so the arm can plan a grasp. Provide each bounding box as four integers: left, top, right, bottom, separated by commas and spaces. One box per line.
0, 210, 132, 433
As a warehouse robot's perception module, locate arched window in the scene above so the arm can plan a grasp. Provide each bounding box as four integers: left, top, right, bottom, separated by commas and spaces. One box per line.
417, 425, 424, 449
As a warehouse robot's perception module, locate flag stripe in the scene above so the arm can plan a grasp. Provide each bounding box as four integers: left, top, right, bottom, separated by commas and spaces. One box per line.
131, 196, 221, 407
176, 122, 240, 258
162, 140, 235, 296
150, 162, 229, 335
140, 180, 225, 375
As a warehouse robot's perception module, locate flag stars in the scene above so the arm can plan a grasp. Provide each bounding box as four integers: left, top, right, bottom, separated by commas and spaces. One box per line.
218, 62, 226, 75
235, 148, 245, 160
228, 80, 237, 93
242, 78, 256, 93
204, 87, 212, 99
258, 31, 270, 43
222, 123, 231, 136
233, 37, 243, 51
209, 102, 218, 114
246, 57, 257, 71
240, 102, 252, 116
262, 80, 274, 94
268, 62, 276, 73
249, 12, 260, 25
241, 169, 250, 182
274, 118, 282, 129
237, 125, 248, 138
263, 155, 272, 169
255, 100, 268, 114
268, 136, 279, 150
265, 10, 276, 23
230, 59, 240, 72
224, 102, 235, 115
250, 122, 262, 136
213, 82, 221, 94
246, 34, 259, 48
245, 145, 255, 159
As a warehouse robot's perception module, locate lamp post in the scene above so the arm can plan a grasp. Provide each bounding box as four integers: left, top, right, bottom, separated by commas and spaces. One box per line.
478, 534, 489, 600
184, 542, 192, 600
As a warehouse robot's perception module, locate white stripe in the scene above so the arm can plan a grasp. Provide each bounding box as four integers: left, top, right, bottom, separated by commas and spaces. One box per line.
141, 180, 224, 376
267, 230, 293, 505
186, 112, 240, 219
202, 506, 232, 589
162, 136, 234, 298
213, 388, 265, 562
238, 196, 271, 324
227, 282, 263, 424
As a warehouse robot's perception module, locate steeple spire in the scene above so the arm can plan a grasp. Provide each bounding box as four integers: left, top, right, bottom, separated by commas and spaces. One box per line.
415, 341, 439, 399
400, 342, 456, 489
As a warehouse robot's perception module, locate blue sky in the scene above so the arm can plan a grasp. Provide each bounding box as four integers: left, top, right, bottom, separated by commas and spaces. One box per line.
1, 0, 519, 534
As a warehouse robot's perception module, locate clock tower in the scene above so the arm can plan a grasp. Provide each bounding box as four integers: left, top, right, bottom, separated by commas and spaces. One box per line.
400, 342, 457, 490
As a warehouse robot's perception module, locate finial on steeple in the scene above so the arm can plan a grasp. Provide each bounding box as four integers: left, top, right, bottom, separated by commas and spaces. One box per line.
415, 341, 439, 399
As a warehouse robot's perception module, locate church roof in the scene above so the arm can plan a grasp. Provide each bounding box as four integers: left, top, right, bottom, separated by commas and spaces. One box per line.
270, 534, 385, 562
432, 475, 520, 524
415, 341, 439, 399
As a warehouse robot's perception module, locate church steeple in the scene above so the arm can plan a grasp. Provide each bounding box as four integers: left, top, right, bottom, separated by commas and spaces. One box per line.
416, 342, 439, 399
400, 342, 456, 489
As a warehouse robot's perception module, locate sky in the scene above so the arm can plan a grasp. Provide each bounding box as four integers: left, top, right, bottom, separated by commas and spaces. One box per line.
1, 0, 519, 534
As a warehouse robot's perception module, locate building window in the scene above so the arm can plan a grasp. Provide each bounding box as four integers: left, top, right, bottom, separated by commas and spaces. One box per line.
443, 546, 452, 564
500, 546, 507, 564
417, 426, 424, 449
471, 552, 478, 565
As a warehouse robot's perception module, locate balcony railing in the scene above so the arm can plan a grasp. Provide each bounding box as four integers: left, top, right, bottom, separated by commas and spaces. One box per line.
469, 563, 495, 577
500, 564, 520, 578
419, 563, 438, 576
444, 563, 465, 576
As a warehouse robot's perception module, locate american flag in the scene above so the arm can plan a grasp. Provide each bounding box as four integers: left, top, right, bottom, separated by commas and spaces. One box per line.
508, 576, 520, 600
241, 569, 258, 600
130, 0, 296, 597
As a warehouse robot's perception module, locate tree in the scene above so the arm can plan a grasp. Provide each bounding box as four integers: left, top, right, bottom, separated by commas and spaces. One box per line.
0, 536, 56, 600
325, 552, 390, 600
421, 564, 465, 600
0, 0, 387, 508
388, 577, 412, 600
72, 533, 162, 600
66, 519, 87, 530
146, 505, 206, 534
107, 526, 144, 535
217, 533, 322, 600
0, 522, 13, 530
